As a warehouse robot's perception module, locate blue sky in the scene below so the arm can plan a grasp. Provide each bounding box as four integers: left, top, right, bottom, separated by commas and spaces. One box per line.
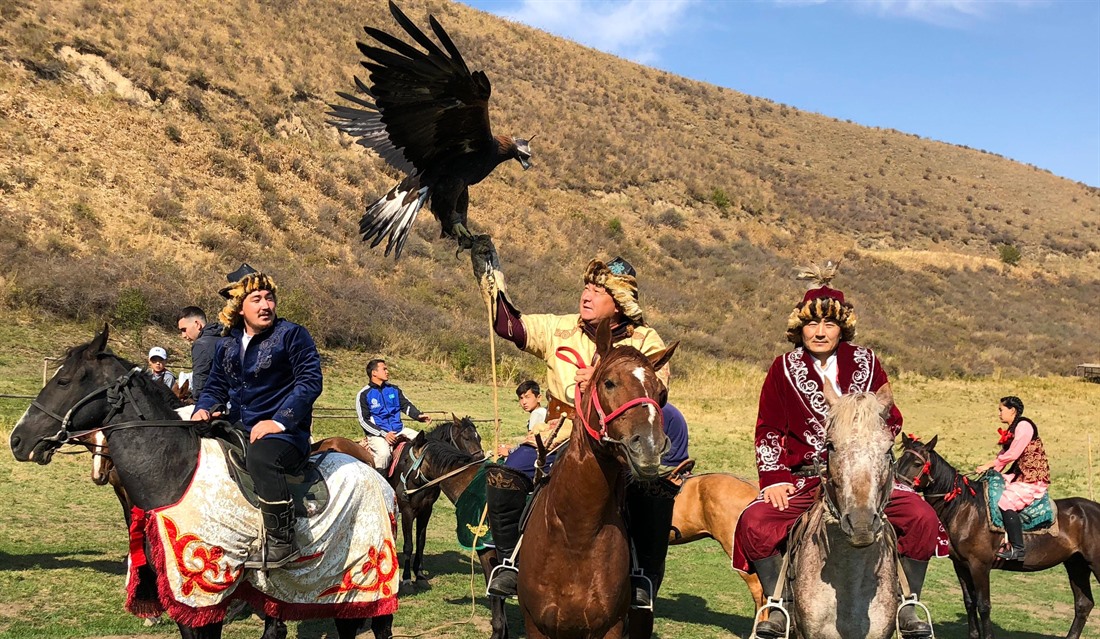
458, 0, 1100, 186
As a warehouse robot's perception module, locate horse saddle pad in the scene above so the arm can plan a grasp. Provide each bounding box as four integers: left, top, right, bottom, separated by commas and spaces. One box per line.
214, 426, 329, 518
985, 473, 1056, 533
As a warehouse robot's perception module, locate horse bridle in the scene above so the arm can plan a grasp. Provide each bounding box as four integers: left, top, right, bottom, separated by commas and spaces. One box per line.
816, 446, 895, 525
894, 445, 932, 490
31, 367, 146, 446
31, 366, 186, 449
555, 347, 663, 444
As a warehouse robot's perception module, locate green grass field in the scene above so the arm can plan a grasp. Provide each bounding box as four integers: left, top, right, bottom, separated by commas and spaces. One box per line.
0, 319, 1098, 638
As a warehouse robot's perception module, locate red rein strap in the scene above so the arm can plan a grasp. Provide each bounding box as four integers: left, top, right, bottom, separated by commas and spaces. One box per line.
555, 347, 662, 442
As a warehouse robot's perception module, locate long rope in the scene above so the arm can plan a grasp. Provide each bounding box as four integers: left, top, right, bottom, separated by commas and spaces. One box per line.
485, 294, 502, 462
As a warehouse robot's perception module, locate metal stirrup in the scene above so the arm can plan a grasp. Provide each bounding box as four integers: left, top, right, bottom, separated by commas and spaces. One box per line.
628, 542, 654, 611
485, 536, 523, 599
750, 551, 792, 639
896, 596, 935, 639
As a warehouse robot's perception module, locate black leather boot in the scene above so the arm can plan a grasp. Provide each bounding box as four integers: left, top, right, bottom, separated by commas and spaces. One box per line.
485, 466, 531, 597
752, 554, 788, 639
898, 557, 933, 639
626, 479, 677, 609
997, 509, 1026, 561
245, 498, 299, 570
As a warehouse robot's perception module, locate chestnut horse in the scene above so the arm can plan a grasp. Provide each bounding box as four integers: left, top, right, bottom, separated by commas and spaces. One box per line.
10, 327, 394, 639
897, 434, 1100, 639
669, 473, 765, 610
517, 322, 677, 639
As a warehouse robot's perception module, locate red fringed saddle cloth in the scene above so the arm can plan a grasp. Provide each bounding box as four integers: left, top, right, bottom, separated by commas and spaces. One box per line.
125, 439, 399, 626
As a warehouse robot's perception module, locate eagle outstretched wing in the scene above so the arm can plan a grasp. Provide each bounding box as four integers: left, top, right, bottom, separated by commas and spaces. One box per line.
328, 2, 497, 256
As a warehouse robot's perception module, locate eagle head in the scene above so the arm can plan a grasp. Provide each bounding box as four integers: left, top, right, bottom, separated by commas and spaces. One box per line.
513, 137, 533, 170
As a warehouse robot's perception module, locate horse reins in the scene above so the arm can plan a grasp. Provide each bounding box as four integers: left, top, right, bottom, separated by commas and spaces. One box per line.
554, 347, 663, 444
31, 367, 192, 448
896, 447, 977, 502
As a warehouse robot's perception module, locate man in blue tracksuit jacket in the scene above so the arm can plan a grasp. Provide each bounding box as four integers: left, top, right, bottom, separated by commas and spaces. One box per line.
356, 358, 432, 471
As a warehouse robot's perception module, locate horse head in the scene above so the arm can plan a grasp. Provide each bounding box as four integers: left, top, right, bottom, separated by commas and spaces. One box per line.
895, 433, 940, 492
821, 388, 895, 547
449, 415, 485, 460
581, 320, 678, 481
10, 325, 127, 464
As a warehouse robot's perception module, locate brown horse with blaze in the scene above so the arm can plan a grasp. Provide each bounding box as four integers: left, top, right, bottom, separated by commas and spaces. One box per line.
516, 321, 677, 639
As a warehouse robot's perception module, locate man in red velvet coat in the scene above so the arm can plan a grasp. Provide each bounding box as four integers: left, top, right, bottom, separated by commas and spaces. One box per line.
733, 261, 947, 639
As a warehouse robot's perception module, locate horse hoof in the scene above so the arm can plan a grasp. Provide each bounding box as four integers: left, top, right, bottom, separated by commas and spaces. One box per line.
398, 579, 416, 596
415, 577, 433, 591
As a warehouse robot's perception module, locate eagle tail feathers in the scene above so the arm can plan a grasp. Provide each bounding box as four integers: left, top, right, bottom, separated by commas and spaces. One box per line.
359, 179, 429, 258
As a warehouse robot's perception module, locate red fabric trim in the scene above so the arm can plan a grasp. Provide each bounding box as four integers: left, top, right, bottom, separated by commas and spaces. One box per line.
124, 506, 164, 618
387, 441, 406, 478
144, 514, 397, 625
234, 581, 398, 620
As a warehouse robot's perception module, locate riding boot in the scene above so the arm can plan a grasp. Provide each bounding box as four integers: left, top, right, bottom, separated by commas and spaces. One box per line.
244, 498, 300, 570
485, 466, 532, 597
752, 554, 788, 639
897, 557, 933, 639
996, 509, 1026, 561
625, 479, 677, 609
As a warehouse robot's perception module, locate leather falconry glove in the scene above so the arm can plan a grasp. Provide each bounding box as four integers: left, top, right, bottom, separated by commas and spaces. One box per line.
470, 234, 513, 315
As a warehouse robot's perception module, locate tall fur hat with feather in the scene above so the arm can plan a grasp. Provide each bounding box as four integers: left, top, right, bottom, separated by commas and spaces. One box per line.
785, 259, 857, 345
217, 263, 278, 336
584, 257, 646, 327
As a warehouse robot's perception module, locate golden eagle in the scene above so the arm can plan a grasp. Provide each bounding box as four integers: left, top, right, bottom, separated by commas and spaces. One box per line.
328, 1, 532, 258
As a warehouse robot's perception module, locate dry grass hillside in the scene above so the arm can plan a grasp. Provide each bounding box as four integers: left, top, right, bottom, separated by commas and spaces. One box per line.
1, 0, 1098, 378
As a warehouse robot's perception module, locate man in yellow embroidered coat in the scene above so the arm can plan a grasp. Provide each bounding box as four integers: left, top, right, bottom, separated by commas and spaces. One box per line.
473, 243, 672, 610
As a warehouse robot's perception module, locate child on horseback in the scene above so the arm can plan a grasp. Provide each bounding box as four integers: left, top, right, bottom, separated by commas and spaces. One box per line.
356, 358, 432, 472
976, 395, 1051, 561
733, 260, 947, 639
472, 242, 674, 610
191, 264, 323, 570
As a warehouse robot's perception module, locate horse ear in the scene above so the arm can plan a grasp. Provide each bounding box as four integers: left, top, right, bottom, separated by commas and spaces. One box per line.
821, 380, 840, 408
926, 434, 938, 451
451, 413, 460, 425
595, 318, 613, 357
413, 431, 427, 447
875, 385, 895, 417
647, 340, 679, 374
88, 324, 110, 357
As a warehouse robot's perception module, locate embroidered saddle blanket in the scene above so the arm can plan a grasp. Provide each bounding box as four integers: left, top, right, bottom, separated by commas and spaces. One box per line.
127, 439, 398, 626
985, 472, 1056, 533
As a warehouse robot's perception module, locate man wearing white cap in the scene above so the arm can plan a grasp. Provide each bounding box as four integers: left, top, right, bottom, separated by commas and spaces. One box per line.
147, 347, 175, 389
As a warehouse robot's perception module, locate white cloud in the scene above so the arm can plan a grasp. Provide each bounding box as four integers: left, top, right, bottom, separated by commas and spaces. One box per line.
777, 0, 1043, 27
498, 0, 695, 64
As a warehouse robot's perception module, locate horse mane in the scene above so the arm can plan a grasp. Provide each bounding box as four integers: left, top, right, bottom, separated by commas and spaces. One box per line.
927, 446, 985, 506
421, 439, 478, 472
827, 392, 891, 447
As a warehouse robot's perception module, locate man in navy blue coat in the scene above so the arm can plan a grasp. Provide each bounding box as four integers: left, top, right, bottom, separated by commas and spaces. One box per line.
193, 265, 322, 569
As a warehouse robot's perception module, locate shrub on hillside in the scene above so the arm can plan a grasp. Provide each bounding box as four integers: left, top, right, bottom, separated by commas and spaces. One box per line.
998, 243, 1021, 266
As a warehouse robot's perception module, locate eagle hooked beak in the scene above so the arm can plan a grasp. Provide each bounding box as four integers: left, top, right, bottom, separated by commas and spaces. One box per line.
516, 135, 534, 170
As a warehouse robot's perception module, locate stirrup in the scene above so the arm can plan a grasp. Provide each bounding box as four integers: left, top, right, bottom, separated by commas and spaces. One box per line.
629, 569, 654, 611
896, 595, 935, 639
486, 560, 519, 599
750, 597, 790, 639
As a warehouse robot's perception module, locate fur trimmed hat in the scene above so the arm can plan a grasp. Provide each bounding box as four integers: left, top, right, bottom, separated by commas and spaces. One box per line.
785, 259, 857, 345
218, 264, 277, 335
584, 257, 646, 327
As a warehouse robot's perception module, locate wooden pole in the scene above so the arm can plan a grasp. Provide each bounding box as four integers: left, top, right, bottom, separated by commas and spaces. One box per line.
485, 295, 501, 462
1088, 433, 1094, 502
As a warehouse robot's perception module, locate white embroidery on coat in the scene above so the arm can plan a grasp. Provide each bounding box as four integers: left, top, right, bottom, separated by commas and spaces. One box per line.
850, 346, 873, 392
756, 432, 784, 473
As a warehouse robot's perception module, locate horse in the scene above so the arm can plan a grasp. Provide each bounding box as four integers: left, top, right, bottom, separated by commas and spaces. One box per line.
669, 473, 765, 610
516, 321, 678, 639
402, 437, 511, 638
9, 326, 395, 639
778, 389, 901, 639
385, 416, 485, 594
896, 434, 1100, 639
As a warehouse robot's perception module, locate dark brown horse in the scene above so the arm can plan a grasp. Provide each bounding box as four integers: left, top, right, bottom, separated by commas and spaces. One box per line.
517, 322, 677, 639
406, 438, 512, 638
897, 434, 1100, 639
386, 417, 485, 594
669, 473, 765, 610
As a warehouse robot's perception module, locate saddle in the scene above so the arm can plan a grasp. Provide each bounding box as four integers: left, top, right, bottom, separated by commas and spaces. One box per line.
210, 421, 331, 518
660, 458, 695, 487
